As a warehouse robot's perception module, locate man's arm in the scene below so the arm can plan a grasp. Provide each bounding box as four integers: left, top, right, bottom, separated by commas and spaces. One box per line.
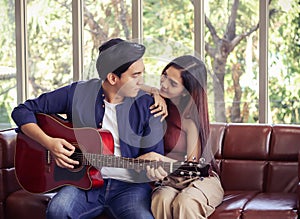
12, 83, 78, 169
138, 152, 176, 181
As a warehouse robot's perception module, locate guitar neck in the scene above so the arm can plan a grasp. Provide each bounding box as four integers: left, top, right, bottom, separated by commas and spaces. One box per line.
82, 153, 182, 174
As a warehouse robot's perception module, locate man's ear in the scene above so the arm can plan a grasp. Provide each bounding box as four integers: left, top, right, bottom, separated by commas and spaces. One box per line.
106, 72, 119, 85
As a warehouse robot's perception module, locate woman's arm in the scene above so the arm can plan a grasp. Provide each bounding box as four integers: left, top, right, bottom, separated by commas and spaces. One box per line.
182, 119, 201, 162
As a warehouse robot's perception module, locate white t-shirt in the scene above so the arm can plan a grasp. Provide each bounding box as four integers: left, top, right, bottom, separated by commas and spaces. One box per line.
100, 100, 139, 182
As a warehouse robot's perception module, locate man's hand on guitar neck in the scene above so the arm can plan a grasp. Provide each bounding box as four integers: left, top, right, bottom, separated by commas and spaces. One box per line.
138, 152, 176, 181
20, 123, 79, 169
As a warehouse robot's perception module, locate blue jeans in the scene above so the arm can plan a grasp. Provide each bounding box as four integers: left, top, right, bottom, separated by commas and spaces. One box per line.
46, 179, 154, 219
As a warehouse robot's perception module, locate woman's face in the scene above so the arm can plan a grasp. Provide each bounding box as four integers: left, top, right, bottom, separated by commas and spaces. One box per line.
159, 66, 185, 100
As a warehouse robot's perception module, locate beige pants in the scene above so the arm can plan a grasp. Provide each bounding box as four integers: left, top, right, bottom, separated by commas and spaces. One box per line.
151, 175, 224, 219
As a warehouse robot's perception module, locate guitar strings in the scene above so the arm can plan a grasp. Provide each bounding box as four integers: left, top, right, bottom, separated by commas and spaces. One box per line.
68, 152, 208, 176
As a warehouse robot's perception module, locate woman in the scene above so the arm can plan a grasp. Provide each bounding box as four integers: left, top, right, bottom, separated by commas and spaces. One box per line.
143, 55, 224, 219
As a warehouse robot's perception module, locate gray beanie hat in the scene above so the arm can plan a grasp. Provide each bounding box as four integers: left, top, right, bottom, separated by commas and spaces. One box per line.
96, 39, 145, 79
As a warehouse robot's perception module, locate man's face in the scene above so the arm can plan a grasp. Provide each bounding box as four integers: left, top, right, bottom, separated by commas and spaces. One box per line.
116, 59, 145, 98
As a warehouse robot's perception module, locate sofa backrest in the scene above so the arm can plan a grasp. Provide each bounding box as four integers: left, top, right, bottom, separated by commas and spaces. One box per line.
210, 123, 299, 193
0, 124, 299, 208
267, 125, 300, 193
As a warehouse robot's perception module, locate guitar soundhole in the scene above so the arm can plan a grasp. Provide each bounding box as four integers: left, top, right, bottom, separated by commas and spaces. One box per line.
70, 147, 83, 169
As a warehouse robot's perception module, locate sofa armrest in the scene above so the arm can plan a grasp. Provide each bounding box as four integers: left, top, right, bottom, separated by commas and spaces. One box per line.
0, 129, 21, 199
0, 129, 17, 168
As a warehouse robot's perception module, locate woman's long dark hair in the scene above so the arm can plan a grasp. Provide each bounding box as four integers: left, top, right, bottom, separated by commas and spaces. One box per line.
162, 55, 210, 158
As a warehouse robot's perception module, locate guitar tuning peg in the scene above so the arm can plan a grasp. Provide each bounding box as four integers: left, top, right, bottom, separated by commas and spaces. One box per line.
184, 155, 188, 162
192, 156, 196, 162
189, 171, 193, 176
196, 172, 201, 176
199, 157, 205, 164
180, 171, 184, 175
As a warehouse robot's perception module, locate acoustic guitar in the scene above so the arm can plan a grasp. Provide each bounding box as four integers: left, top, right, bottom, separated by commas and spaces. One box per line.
15, 113, 210, 194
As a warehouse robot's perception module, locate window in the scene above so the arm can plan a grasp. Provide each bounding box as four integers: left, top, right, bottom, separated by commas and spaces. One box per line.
205, 0, 259, 123
0, 0, 16, 129
143, 0, 194, 87
82, 0, 132, 80
8, 0, 300, 126
269, 0, 300, 124
27, 0, 73, 98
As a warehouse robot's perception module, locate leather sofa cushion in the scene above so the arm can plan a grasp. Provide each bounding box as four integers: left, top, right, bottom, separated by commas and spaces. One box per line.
6, 190, 54, 219
243, 193, 298, 219
220, 160, 266, 191
208, 123, 226, 157
222, 124, 271, 160
209, 191, 259, 219
269, 125, 300, 161
266, 162, 298, 193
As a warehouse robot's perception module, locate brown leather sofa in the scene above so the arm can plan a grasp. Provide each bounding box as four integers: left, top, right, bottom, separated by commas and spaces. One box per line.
1, 123, 299, 219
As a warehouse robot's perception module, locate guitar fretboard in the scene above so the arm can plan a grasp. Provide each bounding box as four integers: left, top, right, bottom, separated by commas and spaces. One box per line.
80, 153, 183, 174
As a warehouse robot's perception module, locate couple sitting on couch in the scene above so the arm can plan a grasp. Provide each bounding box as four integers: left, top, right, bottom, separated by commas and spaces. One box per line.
11, 38, 224, 219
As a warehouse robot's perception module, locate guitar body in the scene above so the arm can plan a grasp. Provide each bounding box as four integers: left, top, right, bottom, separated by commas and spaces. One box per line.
15, 113, 114, 194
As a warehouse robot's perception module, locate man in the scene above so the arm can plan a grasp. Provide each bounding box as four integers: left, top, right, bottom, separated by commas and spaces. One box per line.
11, 38, 167, 219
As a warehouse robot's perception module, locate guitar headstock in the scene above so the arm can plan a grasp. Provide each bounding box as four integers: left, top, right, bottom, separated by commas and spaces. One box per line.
173, 161, 210, 178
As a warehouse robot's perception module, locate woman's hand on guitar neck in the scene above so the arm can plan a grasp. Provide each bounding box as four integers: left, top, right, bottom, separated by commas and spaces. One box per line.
20, 123, 79, 169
